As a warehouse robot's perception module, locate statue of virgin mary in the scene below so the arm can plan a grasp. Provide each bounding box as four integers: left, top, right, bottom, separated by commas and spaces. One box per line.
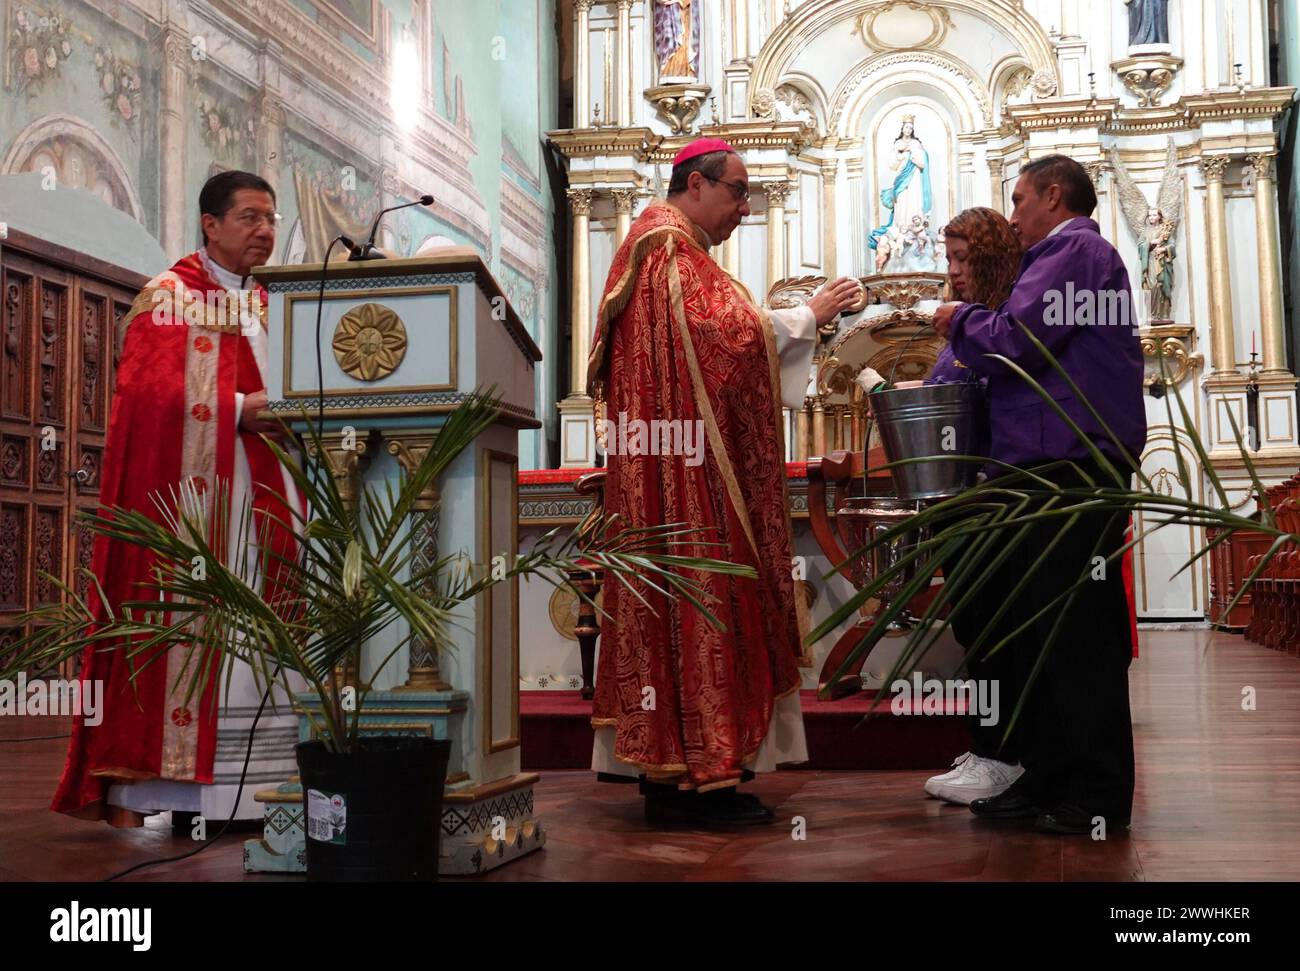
868, 115, 932, 261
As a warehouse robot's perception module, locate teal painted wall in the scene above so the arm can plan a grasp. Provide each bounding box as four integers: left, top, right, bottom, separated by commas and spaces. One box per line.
1, 0, 559, 466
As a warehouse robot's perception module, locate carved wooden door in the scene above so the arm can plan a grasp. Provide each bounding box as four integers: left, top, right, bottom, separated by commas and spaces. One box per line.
1, 233, 141, 675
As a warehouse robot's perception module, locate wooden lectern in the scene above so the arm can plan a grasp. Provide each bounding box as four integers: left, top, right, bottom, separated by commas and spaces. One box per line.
244, 249, 545, 876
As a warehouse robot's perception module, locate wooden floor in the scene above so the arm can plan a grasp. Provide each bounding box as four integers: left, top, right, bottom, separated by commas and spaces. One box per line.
2, 630, 1298, 882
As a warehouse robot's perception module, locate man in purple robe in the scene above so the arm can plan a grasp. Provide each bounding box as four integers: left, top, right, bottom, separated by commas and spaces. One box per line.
933, 155, 1145, 834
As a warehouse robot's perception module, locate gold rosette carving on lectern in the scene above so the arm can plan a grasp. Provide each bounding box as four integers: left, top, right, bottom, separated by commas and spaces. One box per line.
332, 303, 408, 381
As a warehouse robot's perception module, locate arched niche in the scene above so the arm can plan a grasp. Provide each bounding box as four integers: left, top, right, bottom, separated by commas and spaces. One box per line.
836, 56, 984, 138
773, 73, 828, 131
990, 55, 1035, 122
858, 91, 961, 250
749, 0, 1056, 123
2, 114, 143, 223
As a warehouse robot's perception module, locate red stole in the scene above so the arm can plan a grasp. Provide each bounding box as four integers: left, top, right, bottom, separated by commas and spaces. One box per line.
52, 253, 300, 821
587, 201, 803, 791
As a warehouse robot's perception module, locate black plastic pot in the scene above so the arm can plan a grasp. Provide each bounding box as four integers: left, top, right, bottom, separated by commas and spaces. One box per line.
295, 735, 451, 882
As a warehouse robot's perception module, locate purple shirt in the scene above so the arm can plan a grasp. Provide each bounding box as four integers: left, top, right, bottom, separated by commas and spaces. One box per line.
949, 217, 1146, 470
925, 344, 989, 459
925, 344, 983, 386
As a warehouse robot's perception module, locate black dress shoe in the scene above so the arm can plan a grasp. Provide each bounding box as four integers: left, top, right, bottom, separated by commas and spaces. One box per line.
969, 789, 1045, 819
1036, 803, 1130, 835
718, 791, 775, 823
171, 810, 198, 836
644, 788, 775, 827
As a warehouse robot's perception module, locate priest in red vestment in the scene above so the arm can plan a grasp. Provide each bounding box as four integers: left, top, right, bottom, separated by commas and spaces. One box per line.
587, 138, 861, 824
53, 171, 305, 828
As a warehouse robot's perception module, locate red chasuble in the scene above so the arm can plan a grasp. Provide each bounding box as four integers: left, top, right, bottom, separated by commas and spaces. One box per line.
587, 201, 806, 792
52, 252, 300, 822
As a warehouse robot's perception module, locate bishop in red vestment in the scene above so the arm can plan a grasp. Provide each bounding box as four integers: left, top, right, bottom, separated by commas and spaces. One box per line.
587, 139, 861, 823
53, 172, 304, 827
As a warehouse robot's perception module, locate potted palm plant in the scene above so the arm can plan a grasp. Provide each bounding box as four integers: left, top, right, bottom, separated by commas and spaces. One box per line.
5, 390, 755, 881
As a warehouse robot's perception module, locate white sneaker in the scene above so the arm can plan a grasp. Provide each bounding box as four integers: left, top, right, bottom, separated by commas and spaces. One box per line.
932, 756, 1024, 806
924, 752, 975, 798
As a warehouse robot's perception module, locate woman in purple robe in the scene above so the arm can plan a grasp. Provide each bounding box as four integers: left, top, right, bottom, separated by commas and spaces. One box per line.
920, 207, 1025, 807
925, 207, 1020, 386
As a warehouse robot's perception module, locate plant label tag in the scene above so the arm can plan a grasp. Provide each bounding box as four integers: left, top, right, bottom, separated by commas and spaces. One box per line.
306, 788, 347, 844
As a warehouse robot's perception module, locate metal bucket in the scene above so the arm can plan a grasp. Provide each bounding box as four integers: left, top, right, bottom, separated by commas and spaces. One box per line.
835, 496, 925, 627
867, 383, 986, 500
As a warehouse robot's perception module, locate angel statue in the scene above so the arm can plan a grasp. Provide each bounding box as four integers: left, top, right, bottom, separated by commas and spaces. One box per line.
1112, 138, 1183, 323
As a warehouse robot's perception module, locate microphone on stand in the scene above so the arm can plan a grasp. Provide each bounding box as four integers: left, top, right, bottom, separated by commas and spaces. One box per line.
347, 193, 435, 261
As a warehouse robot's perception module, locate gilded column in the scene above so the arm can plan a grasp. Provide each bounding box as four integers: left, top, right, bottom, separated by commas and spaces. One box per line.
811, 396, 827, 458
306, 432, 371, 511
386, 433, 451, 691
574, 0, 594, 128
616, 0, 634, 126
1248, 153, 1288, 373
846, 157, 865, 276
158, 23, 190, 262
560, 186, 597, 466
721, 232, 740, 278
306, 431, 372, 689
1085, 160, 1106, 192
567, 188, 595, 395
988, 157, 1005, 214
764, 181, 792, 296
611, 188, 637, 246
820, 159, 838, 276
731, 0, 748, 61
1199, 156, 1237, 377
602, 28, 614, 123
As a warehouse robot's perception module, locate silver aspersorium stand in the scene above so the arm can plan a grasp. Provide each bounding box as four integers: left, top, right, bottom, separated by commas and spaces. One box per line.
808, 383, 985, 698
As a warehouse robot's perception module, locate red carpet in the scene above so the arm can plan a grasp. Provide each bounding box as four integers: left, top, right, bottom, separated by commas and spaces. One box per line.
520, 690, 971, 772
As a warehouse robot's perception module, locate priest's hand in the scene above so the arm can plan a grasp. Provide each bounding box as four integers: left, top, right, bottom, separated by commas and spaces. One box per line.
239, 390, 285, 438
931, 301, 963, 339
808, 277, 863, 327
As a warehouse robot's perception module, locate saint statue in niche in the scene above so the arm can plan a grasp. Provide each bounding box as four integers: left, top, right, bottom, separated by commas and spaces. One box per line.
654, 0, 700, 80
868, 114, 936, 272
1124, 0, 1170, 47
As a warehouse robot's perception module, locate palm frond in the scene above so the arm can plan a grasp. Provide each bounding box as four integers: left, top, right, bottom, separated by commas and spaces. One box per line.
813, 319, 1285, 736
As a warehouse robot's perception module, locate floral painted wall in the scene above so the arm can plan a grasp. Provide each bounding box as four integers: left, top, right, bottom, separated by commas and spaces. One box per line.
3, 0, 154, 227
1, 0, 560, 465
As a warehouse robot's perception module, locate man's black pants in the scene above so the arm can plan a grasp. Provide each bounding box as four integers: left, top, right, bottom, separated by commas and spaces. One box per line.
953, 460, 1135, 818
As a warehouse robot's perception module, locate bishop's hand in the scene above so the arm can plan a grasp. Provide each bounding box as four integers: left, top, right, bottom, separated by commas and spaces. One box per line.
807, 277, 864, 327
